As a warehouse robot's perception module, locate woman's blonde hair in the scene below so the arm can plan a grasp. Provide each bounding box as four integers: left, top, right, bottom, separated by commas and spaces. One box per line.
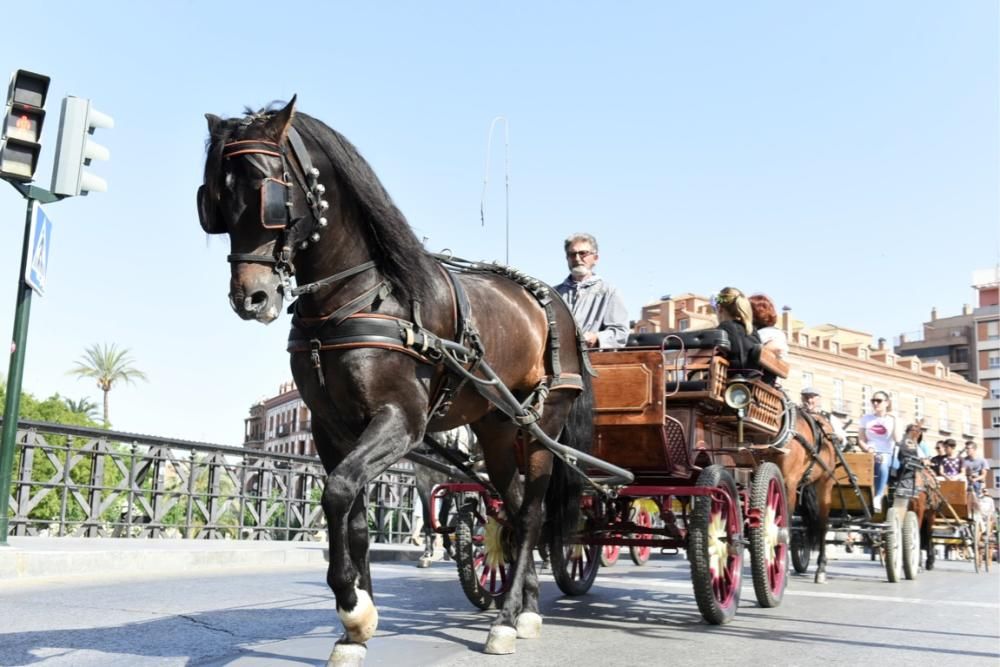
715, 287, 753, 335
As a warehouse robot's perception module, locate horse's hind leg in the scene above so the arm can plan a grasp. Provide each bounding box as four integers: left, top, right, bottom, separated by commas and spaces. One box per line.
814, 482, 833, 584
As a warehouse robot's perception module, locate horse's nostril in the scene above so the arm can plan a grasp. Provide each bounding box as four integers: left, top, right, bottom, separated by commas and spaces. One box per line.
245, 291, 268, 313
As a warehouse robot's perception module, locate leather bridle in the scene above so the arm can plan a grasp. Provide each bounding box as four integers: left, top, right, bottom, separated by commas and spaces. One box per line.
198, 126, 374, 297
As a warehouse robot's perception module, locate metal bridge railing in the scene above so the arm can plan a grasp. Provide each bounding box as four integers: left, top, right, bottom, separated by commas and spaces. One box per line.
3, 419, 417, 543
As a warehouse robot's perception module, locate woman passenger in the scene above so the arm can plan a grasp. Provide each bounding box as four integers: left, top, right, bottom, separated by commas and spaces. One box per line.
858, 390, 900, 511
749, 293, 788, 360
713, 287, 764, 377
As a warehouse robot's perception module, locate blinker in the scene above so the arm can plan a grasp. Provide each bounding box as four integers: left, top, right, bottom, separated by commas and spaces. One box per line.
197, 184, 226, 234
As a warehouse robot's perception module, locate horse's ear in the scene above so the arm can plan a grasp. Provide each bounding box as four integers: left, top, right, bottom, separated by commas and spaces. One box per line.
205, 113, 224, 137
266, 96, 297, 141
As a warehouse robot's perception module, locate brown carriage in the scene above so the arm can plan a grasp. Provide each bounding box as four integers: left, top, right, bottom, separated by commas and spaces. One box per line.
931, 479, 993, 573
433, 328, 795, 624
822, 451, 916, 582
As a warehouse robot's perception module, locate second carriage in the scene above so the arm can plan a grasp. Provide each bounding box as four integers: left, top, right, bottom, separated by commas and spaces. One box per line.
432, 328, 797, 624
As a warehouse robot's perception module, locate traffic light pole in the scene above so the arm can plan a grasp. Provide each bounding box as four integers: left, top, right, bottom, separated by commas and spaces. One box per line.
0, 182, 58, 545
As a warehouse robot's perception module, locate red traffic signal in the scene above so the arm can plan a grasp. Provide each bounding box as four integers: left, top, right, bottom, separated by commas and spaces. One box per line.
0, 69, 51, 182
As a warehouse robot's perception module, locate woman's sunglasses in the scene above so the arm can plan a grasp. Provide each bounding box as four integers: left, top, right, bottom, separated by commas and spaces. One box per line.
871, 398, 884, 404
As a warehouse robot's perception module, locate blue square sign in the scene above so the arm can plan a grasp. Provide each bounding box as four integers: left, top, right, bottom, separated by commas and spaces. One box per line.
25, 201, 52, 295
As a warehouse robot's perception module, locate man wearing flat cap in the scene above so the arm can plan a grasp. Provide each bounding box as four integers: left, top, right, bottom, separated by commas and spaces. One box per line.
801, 387, 821, 414
800, 387, 848, 445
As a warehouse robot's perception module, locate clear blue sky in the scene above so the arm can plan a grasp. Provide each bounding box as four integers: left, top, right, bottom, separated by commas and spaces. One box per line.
1, 2, 997, 445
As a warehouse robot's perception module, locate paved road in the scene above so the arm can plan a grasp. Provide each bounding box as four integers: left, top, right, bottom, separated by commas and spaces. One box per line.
1, 551, 997, 666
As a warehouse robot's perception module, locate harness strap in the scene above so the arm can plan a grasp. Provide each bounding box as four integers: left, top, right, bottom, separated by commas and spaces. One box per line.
290, 261, 377, 297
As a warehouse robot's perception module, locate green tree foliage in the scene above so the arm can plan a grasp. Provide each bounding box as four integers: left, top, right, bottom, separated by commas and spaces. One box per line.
67, 343, 148, 427
63, 396, 100, 421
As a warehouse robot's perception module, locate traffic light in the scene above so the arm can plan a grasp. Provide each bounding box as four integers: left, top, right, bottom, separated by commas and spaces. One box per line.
0, 69, 51, 182
51, 96, 113, 196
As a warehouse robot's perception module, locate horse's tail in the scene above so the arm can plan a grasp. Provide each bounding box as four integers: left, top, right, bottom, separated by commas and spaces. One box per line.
546, 372, 594, 542
798, 483, 824, 550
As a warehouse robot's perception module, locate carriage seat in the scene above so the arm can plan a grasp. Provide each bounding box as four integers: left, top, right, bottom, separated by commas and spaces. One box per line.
626, 329, 731, 352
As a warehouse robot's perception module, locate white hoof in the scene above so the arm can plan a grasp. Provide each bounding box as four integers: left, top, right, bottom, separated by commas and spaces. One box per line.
484, 625, 517, 654
516, 612, 542, 639
327, 639, 366, 667
814, 572, 827, 585
338, 589, 379, 644
417, 556, 434, 568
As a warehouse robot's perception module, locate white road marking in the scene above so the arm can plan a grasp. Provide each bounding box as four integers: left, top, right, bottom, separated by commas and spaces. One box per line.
606, 575, 998, 609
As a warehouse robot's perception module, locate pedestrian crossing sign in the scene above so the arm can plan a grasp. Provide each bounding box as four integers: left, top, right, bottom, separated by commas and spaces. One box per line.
25, 201, 52, 296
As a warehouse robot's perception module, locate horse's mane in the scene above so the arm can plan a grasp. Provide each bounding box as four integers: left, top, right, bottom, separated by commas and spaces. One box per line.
204, 105, 435, 305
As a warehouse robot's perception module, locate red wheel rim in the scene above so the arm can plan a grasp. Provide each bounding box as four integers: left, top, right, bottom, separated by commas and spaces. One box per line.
604, 544, 621, 564
634, 510, 652, 561
764, 476, 788, 595
566, 542, 597, 581
472, 525, 508, 597
708, 490, 742, 607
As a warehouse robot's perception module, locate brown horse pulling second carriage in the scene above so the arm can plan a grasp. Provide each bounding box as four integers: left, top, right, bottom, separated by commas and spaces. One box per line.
433, 328, 800, 624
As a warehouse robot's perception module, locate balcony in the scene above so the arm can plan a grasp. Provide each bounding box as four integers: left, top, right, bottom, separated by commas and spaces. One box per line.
830, 399, 853, 417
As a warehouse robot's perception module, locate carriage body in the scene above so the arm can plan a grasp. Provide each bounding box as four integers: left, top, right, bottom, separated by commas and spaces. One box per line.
433, 330, 794, 622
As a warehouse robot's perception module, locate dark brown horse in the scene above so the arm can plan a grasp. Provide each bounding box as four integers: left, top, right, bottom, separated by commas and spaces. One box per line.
778, 409, 840, 584
197, 99, 596, 663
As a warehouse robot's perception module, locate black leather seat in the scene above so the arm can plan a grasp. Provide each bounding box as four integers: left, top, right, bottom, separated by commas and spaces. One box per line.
626, 329, 731, 352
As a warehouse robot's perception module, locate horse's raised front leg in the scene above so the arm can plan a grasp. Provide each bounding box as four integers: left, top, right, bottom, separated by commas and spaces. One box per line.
323, 405, 421, 665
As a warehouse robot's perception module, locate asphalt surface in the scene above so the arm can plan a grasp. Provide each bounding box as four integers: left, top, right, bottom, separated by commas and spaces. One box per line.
1, 547, 997, 666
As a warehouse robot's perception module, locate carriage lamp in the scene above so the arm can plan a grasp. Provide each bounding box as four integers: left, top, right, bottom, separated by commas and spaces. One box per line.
725, 382, 752, 445
724, 383, 752, 410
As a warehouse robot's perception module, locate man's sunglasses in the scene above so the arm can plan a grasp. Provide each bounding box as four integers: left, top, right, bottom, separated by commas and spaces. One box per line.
566, 250, 593, 259
871, 398, 884, 404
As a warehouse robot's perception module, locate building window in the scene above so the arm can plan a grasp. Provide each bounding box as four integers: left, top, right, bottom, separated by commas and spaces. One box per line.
638, 326, 647, 333
950, 347, 969, 364
862, 386, 872, 414
914, 396, 924, 420
990, 379, 1000, 400
992, 413, 1000, 429
962, 405, 973, 435
990, 352, 1000, 369
801, 372, 813, 388
987, 320, 999, 340
832, 379, 844, 413
938, 401, 950, 432
678, 318, 689, 330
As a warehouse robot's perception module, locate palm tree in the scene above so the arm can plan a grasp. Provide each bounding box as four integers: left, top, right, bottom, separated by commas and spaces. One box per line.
68, 343, 148, 427
63, 396, 100, 421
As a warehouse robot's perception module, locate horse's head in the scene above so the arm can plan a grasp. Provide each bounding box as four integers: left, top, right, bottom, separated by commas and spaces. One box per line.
198, 97, 329, 323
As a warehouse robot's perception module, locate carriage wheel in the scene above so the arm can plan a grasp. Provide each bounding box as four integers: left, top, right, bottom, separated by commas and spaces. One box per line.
970, 526, 981, 574
901, 511, 920, 580
550, 518, 600, 596
982, 524, 993, 573
454, 502, 511, 610
600, 543, 621, 567
748, 462, 789, 608
688, 465, 743, 625
790, 527, 812, 574
883, 510, 903, 583
629, 508, 654, 566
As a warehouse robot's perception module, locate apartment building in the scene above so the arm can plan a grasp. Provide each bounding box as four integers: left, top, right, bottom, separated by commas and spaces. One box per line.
971, 267, 1000, 473
243, 381, 315, 456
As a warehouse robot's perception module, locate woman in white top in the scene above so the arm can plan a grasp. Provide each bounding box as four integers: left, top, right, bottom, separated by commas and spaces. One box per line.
749, 294, 788, 359
858, 390, 900, 510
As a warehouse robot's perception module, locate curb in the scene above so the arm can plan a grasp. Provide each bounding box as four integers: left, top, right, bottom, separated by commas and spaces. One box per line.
0, 537, 426, 581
